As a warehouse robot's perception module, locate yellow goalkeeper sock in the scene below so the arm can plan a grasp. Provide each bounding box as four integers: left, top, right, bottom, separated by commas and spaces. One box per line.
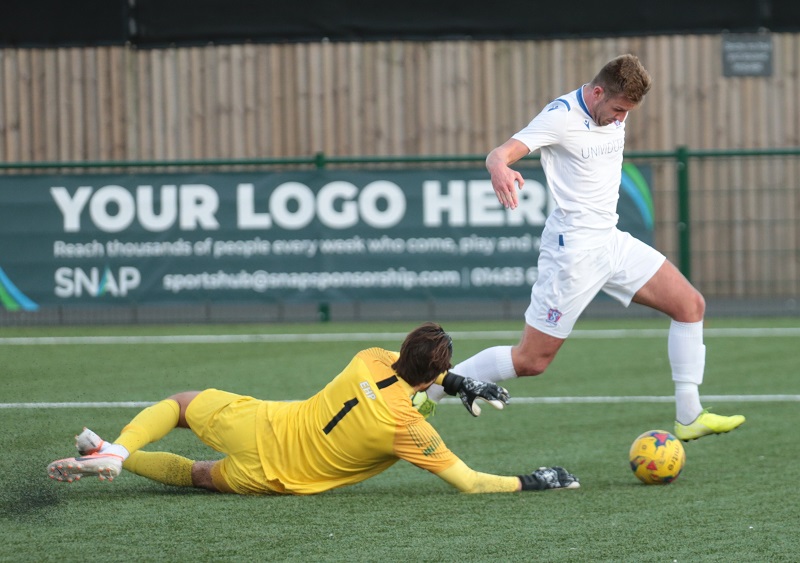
113, 399, 180, 454
123, 451, 194, 487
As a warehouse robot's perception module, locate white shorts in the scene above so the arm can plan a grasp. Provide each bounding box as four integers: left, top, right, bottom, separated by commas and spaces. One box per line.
524, 227, 666, 338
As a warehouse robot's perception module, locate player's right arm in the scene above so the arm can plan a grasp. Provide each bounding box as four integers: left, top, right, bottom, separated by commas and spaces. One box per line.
395, 419, 579, 493
393, 420, 521, 493
435, 459, 521, 493
488, 99, 569, 209
485, 139, 530, 210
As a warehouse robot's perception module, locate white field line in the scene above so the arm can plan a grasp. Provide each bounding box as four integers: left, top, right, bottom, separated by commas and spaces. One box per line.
2, 394, 798, 409
1, 327, 800, 346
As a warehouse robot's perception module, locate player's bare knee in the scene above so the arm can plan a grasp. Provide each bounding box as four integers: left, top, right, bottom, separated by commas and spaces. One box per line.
167, 391, 202, 427
191, 461, 219, 491
674, 290, 706, 323
513, 355, 553, 377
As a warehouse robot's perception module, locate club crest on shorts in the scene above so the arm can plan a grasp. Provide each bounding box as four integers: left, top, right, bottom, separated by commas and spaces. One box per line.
546, 308, 562, 326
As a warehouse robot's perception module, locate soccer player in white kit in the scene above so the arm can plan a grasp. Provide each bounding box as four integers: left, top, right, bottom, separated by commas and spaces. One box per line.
428, 54, 745, 441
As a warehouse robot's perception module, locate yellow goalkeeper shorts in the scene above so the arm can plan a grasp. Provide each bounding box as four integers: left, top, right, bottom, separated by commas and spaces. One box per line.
185, 388, 279, 495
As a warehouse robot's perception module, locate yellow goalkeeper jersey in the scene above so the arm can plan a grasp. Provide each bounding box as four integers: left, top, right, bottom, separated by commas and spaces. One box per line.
254, 347, 519, 495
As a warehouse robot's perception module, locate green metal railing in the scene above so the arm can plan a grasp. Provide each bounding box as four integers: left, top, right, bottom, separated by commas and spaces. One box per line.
3, 146, 800, 284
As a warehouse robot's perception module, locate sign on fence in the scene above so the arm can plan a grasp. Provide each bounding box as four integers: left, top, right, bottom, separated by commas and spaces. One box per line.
722, 33, 773, 77
0, 167, 653, 311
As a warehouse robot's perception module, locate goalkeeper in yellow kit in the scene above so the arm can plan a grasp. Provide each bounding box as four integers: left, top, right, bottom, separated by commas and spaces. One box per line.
47, 322, 579, 494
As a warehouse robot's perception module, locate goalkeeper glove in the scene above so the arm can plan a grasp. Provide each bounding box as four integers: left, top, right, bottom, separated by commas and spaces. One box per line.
518, 466, 580, 491
441, 372, 510, 417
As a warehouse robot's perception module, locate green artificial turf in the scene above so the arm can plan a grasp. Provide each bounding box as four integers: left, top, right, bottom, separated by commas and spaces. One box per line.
1, 318, 798, 562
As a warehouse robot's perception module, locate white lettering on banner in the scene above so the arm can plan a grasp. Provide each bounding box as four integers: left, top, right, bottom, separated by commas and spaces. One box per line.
359, 181, 405, 228
239, 181, 406, 230
212, 237, 272, 259
179, 185, 220, 230
272, 239, 319, 257
137, 185, 177, 231
105, 239, 194, 258
54, 267, 141, 297
162, 268, 462, 293
406, 237, 457, 254
319, 237, 366, 254
50, 235, 539, 260
497, 234, 539, 253
317, 181, 359, 228
366, 236, 406, 253
422, 179, 550, 227
269, 182, 317, 229
157, 266, 537, 294
471, 267, 526, 287
422, 180, 466, 226
51, 177, 549, 233
468, 181, 505, 226
458, 235, 496, 256
50, 185, 220, 233
53, 240, 105, 258
90, 186, 135, 232
237, 183, 270, 229
509, 184, 552, 226
51, 186, 92, 232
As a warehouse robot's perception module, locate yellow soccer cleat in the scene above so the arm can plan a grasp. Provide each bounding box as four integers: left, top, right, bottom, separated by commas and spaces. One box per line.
674, 409, 746, 442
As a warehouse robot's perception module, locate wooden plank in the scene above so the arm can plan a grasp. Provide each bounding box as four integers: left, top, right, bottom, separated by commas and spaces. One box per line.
3, 50, 20, 162
110, 47, 128, 160
162, 48, 179, 160
229, 45, 245, 158
95, 47, 111, 160
204, 46, 220, 158
241, 44, 258, 158
267, 45, 283, 156
149, 49, 165, 160
81, 48, 98, 160
452, 41, 470, 154
123, 48, 138, 160
16, 49, 33, 161
283, 44, 299, 156
216, 46, 232, 157
188, 47, 205, 158
68, 49, 85, 161
307, 42, 323, 154
254, 46, 271, 157
385, 41, 404, 155
29, 49, 47, 161
402, 43, 421, 154
174, 47, 189, 159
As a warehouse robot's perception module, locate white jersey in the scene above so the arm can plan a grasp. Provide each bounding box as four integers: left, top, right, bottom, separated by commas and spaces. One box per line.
512, 86, 626, 238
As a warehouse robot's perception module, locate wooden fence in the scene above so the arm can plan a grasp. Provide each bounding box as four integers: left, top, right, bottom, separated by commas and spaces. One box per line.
1, 34, 799, 300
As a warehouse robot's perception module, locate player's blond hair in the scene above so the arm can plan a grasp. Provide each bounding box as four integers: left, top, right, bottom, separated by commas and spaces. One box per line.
393, 322, 453, 386
591, 54, 652, 104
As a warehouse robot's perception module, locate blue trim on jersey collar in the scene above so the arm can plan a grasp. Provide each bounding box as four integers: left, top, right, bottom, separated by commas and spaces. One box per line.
576, 85, 591, 116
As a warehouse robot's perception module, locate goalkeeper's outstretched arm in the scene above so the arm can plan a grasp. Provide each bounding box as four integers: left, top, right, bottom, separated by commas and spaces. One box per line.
433, 460, 580, 493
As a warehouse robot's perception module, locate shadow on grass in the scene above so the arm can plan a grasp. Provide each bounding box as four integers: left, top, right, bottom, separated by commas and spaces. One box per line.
0, 474, 61, 521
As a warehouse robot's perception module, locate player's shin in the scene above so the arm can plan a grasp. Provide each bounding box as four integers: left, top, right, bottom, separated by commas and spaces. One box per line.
123, 451, 195, 487
113, 399, 181, 455
668, 320, 705, 424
